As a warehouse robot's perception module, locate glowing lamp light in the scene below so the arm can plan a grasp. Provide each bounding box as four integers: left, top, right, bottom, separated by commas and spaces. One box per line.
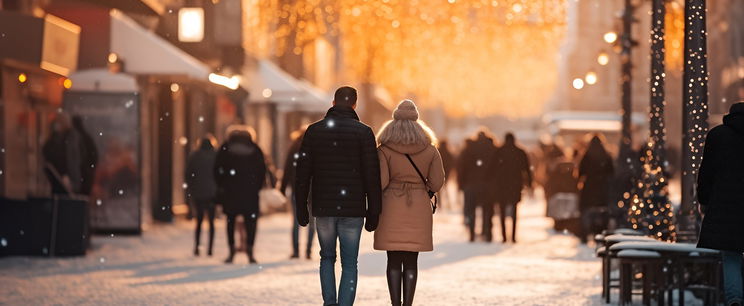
18, 73, 27, 83
603, 31, 618, 44
585, 71, 597, 85
108, 53, 118, 64
597, 52, 609, 65
63, 78, 72, 89
178, 8, 205, 42
512, 3, 523, 13
572, 78, 584, 90
262, 88, 273, 98
170, 83, 180, 93
208, 73, 240, 90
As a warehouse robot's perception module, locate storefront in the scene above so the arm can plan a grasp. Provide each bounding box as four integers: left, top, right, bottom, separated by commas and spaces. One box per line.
0, 11, 80, 199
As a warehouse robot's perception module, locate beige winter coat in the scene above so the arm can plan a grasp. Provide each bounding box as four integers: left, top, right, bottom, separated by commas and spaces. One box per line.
373, 142, 445, 252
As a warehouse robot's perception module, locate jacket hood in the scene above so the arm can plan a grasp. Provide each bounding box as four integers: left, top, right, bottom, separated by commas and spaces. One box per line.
325, 105, 360, 121
724, 103, 744, 135
382, 142, 430, 155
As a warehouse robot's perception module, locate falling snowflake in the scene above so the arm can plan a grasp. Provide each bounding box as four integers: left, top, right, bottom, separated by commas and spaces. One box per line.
118, 189, 124, 195
340, 189, 347, 196
293, 153, 300, 159
96, 199, 102, 206
0, 238, 7, 247
99, 132, 103, 136
251, 213, 256, 219
182, 183, 188, 189
198, 116, 204, 122
476, 159, 483, 166
327, 119, 335, 128
99, 257, 106, 263
229, 169, 236, 176
125, 100, 134, 108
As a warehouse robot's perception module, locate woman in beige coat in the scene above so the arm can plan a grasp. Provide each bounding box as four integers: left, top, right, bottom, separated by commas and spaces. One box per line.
374, 100, 445, 306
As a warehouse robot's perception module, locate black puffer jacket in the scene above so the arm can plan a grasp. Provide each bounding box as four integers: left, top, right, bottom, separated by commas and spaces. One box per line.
295, 106, 382, 218
214, 133, 267, 216
697, 103, 744, 252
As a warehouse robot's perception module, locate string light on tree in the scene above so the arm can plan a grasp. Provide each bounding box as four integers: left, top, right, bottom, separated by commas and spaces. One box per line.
679, 0, 709, 238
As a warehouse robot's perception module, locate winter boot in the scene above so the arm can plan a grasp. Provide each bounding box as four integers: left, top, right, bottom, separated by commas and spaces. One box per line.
224, 248, 235, 264
247, 246, 257, 264
402, 268, 418, 306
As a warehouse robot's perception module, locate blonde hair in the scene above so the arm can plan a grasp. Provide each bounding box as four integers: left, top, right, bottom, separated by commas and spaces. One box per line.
377, 119, 438, 146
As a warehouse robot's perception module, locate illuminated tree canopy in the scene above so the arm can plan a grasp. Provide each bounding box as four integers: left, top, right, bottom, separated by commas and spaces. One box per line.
244, 0, 567, 117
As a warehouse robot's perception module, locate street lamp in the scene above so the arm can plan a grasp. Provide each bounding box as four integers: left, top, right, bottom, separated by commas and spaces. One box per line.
178, 8, 205, 42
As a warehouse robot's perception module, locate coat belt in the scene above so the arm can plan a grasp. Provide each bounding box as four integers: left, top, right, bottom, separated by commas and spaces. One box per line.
387, 181, 426, 206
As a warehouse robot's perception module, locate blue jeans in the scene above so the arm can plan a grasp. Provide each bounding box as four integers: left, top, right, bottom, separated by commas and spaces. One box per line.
291, 195, 315, 256
315, 216, 364, 306
722, 250, 744, 305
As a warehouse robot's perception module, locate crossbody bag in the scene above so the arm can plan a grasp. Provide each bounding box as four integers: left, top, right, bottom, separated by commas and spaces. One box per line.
404, 154, 438, 214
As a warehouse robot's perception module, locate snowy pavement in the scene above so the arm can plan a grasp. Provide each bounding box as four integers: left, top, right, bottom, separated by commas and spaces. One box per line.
1, 195, 605, 305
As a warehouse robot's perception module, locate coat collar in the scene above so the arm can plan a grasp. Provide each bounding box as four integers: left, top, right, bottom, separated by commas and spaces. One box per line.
325, 105, 360, 121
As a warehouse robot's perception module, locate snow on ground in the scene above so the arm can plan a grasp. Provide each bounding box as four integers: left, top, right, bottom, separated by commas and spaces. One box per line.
1, 193, 604, 305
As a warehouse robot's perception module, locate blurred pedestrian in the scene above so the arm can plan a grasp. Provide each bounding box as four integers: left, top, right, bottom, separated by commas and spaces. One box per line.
456, 129, 498, 242
214, 126, 267, 264
491, 133, 532, 243
43, 113, 82, 195
72, 116, 98, 196
437, 139, 456, 210
280, 127, 315, 260
697, 102, 744, 306
295, 86, 382, 306
545, 162, 580, 234
577, 135, 614, 243
186, 135, 218, 256
375, 100, 445, 306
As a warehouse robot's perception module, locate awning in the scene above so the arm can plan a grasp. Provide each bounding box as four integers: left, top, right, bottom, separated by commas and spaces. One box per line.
110, 10, 209, 80
68, 68, 139, 92
68, 0, 164, 16
242, 60, 330, 112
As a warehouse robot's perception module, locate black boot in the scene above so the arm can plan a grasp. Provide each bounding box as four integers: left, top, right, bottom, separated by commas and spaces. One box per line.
224, 248, 235, 264
247, 246, 257, 264
194, 247, 200, 256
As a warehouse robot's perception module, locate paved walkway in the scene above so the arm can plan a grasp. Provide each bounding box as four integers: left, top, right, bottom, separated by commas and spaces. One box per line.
1, 195, 604, 305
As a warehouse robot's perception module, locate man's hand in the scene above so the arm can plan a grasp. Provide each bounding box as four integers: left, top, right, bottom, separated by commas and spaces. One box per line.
365, 213, 379, 232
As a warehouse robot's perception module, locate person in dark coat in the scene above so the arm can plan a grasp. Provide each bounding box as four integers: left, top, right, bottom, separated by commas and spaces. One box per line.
214, 126, 267, 264
491, 133, 532, 243
280, 127, 315, 260
577, 135, 614, 243
456, 129, 498, 242
697, 102, 744, 306
72, 116, 98, 195
186, 136, 218, 256
545, 162, 580, 233
438, 139, 456, 180
43, 114, 82, 195
295, 86, 382, 306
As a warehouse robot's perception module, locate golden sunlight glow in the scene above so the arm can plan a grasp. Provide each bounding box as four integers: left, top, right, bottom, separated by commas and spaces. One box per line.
18, 73, 27, 83
243, 0, 568, 117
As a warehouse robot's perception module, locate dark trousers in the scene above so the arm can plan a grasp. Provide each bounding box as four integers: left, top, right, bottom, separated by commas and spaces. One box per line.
226, 213, 257, 255
464, 191, 495, 240
194, 199, 216, 253
499, 202, 518, 242
290, 195, 315, 256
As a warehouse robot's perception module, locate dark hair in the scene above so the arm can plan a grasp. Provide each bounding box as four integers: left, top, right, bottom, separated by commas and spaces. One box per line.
334, 86, 357, 106
504, 132, 515, 144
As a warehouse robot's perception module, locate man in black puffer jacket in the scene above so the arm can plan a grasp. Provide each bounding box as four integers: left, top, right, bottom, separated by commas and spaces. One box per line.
697, 102, 744, 306
295, 86, 381, 306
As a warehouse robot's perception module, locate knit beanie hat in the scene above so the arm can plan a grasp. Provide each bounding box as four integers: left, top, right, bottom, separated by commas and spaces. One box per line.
393, 99, 419, 121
